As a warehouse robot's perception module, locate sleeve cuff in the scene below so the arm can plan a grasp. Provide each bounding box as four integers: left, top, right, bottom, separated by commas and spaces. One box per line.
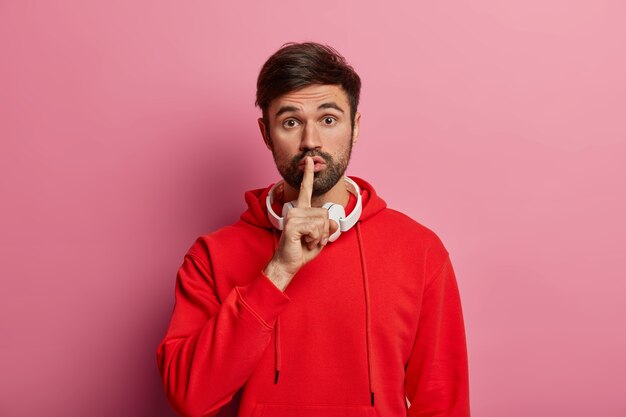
235, 271, 291, 328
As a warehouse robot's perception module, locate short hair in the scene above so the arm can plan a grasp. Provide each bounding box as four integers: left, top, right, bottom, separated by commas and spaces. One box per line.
255, 42, 361, 127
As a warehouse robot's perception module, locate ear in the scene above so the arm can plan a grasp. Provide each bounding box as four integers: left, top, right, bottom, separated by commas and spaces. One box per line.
258, 117, 272, 150
351, 112, 361, 146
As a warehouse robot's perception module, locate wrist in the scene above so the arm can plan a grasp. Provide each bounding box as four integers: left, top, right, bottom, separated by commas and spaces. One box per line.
263, 259, 295, 291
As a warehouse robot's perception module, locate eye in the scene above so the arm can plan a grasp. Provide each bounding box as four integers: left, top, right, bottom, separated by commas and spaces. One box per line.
282, 118, 300, 128
322, 116, 337, 126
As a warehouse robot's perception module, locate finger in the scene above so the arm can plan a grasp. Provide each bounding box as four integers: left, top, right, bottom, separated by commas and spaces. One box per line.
296, 156, 313, 208
300, 219, 324, 249
321, 214, 330, 245
329, 219, 339, 235
308, 241, 320, 251
306, 229, 323, 250
304, 221, 323, 244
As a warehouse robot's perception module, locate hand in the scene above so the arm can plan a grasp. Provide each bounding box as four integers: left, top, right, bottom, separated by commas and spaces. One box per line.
264, 157, 339, 291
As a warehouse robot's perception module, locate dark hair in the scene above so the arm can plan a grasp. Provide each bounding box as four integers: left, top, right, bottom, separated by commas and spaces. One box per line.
255, 42, 361, 128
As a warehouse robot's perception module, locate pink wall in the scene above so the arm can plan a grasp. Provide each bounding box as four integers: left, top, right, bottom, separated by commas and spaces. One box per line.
1, 1, 625, 416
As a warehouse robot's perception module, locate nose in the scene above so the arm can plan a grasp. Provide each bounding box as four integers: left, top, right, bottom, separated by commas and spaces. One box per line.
299, 121, 321, 151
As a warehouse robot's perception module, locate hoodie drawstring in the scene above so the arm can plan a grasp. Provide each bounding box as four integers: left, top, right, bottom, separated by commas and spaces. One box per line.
356, 222, 375, 406
270, 224, 375, 407
271, 230, 282, 384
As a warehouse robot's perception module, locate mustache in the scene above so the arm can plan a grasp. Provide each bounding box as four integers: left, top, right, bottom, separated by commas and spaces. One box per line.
289, 150, 333, 166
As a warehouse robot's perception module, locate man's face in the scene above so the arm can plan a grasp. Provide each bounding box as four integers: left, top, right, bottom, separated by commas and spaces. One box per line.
259, 84, 360, 196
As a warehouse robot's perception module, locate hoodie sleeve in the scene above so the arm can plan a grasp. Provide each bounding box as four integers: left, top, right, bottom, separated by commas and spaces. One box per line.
405, 255, 471, 417
156, 252, 290, 417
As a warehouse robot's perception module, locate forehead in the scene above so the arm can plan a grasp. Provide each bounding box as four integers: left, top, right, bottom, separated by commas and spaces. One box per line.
268, 84, 349, 115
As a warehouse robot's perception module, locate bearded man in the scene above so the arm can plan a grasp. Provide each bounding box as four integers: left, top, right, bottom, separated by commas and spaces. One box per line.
157, 42, 471, 417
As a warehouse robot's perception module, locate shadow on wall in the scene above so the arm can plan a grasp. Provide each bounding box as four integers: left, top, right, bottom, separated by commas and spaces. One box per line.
176, 125, 268, 235
145, 125, 269, 417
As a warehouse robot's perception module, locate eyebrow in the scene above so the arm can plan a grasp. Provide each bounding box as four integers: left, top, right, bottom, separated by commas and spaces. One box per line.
275, 105, 300, 118
318, 102, 345, 113
274, 102, 346, 118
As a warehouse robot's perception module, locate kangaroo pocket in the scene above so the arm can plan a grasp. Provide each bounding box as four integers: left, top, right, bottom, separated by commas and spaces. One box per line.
250, 403, 378, 417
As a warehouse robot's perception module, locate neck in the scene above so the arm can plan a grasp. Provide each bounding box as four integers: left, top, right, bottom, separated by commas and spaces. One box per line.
282, 177, 350, 207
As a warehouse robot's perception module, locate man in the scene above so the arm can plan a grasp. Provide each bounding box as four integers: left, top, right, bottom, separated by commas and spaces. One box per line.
157, 42, 470, 417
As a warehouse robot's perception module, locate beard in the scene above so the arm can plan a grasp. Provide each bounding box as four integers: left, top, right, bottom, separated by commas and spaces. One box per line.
271, 140, 353, 197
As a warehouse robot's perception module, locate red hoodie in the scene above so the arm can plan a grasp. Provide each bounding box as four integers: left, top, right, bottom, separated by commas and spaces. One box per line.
157, 176, 470, 417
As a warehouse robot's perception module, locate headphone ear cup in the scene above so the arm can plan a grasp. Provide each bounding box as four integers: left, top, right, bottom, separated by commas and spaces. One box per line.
323, 203, 346, 242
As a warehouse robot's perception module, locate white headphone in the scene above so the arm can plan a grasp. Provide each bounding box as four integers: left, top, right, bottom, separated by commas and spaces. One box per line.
266, 176, 362, 242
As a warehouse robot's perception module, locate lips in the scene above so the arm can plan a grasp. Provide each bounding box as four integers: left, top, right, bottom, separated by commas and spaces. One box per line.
299, 156, 326, 166
298, 156, 327, 172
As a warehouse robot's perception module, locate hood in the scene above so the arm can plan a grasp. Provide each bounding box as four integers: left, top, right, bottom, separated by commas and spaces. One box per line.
240, 176, 387, 229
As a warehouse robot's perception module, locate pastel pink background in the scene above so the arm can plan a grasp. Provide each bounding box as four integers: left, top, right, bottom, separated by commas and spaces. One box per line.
1, 1, 625, 416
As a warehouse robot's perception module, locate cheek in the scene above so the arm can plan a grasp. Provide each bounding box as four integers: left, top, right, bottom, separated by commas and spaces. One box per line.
325, 128, 353, 149
330, 123, 353, 139
270, 128, 298, 146
270, 141, 297, 162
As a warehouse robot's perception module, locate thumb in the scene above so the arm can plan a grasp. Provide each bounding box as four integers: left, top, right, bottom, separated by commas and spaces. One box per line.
329, 219, 339, 235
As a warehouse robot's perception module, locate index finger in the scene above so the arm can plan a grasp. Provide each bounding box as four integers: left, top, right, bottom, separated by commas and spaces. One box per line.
296, 156, 313, 208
